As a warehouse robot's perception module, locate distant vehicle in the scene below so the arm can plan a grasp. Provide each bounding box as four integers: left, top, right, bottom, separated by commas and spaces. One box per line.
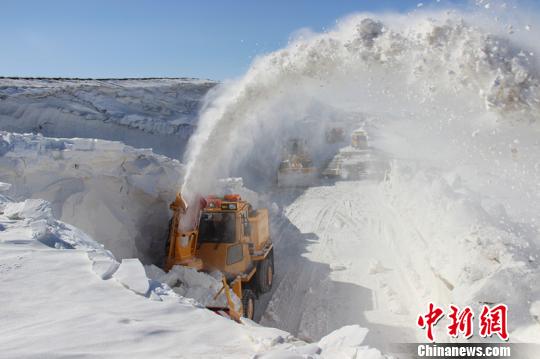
325, 127, 345, 144
277, 138, 318, 187
351, 129, 368, 149
321, 129, 375, 180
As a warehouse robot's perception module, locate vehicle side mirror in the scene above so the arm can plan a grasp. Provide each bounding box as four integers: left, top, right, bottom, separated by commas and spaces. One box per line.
243, 221, 251, 237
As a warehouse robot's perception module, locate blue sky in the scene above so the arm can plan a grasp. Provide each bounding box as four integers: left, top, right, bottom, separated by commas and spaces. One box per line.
1, 0, 470, 80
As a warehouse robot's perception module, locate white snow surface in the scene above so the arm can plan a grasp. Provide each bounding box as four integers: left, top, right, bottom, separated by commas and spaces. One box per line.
0, 188, 383, 358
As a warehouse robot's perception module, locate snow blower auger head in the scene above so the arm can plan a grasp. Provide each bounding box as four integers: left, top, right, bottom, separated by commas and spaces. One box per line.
165, 193, 204, 271
165, 192, 274, 322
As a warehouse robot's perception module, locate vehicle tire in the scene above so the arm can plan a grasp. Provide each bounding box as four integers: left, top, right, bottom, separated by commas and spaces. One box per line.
165, 218, 173, 249
162, 218, 173, 268
242, 289, 256, 320
255, 251, 274, 294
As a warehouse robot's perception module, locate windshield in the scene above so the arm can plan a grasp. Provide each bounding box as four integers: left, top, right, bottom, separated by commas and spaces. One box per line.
287, 139, 302, 155
198, 212, 236, 243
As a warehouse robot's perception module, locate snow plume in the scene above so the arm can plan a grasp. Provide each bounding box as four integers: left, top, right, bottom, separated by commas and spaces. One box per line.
181, 7, 540, 199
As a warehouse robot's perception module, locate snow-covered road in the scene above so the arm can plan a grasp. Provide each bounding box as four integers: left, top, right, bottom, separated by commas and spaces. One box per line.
262, 181, 424, 351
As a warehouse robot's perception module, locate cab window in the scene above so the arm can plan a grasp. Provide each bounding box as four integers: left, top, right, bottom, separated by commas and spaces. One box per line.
198, 212, 236, 243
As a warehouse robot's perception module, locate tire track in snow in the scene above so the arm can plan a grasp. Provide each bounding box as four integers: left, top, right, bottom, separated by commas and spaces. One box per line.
261, 181, 420, 349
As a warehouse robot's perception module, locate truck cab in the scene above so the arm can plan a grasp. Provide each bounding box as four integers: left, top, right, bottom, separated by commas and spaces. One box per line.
197, 195, 272, 279
351, 129, 368, 149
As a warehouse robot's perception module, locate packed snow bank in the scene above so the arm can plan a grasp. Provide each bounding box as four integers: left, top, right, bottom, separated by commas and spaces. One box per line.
0, 131, 183, 263
114, 258, 151, 295
0, 78, 216, 159
382, 162, 540, 342
257, 325, 383, 359
0, 196, 108, 254
0, 186, 384, 358
0, 186, 119, 281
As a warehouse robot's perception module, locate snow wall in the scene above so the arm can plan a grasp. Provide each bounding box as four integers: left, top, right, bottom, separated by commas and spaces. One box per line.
0, 132, 183, 263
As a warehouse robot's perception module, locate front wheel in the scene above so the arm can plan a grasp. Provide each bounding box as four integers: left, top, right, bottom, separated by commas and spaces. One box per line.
255, 251, 274, 294
242, 289, 256, 320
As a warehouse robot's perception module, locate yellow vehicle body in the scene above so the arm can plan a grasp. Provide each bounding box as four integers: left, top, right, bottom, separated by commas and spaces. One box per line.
165, 193, 274, 321
277, 139, 318, 187
351, 130, 368, 149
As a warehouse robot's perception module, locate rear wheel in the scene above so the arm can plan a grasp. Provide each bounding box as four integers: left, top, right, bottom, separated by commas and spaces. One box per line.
255, 251, 274, 294
242, 289, 256, 320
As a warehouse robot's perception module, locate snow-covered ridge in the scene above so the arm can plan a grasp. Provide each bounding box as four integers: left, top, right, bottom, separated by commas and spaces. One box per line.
0, 78, 217, 159
382, 162, 540, 342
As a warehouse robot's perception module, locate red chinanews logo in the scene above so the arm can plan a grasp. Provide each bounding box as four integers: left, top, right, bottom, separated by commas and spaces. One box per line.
417, 303, 509, 342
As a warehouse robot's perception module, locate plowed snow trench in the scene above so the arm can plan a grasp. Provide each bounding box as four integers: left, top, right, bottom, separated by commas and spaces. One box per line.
262, 181, 422, 350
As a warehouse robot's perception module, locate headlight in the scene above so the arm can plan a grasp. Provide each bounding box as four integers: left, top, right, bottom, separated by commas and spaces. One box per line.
221, 202, 237, 210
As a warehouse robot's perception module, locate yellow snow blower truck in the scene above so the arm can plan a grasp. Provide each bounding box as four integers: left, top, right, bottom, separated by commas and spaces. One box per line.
277, 138, 318, 187
351, 129, 368, 150
165, 193, 274, 321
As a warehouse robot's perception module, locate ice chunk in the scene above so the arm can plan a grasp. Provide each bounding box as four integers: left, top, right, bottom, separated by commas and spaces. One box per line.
162, 266, 241, 310
4, 199, 52, 221
144, 264, 167, 281
89, 252, 120, 280
4, 202, 26, 220
113, 258, 150, 295
30, 219, 48, 239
